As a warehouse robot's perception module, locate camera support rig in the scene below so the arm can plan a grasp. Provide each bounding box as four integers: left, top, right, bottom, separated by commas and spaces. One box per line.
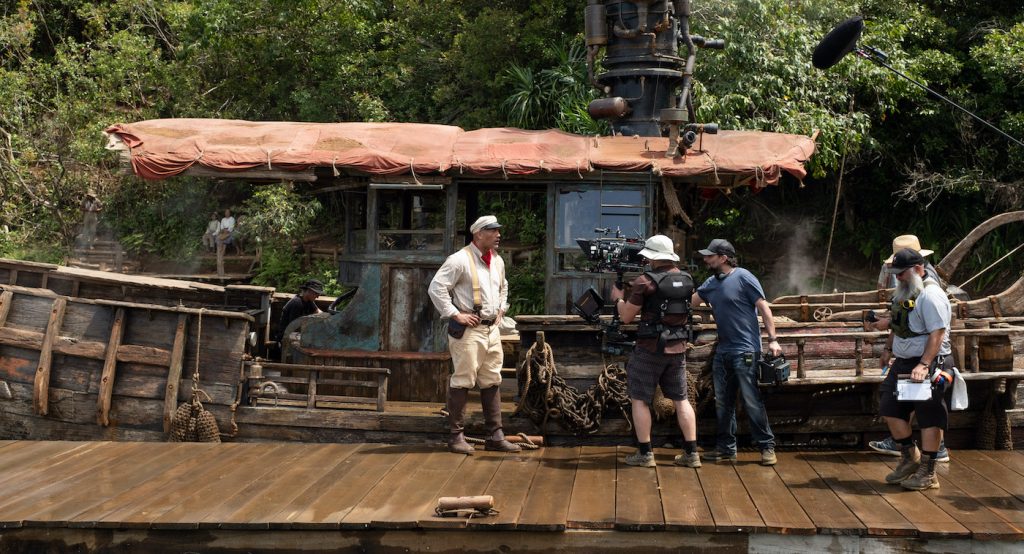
571, 227, 647, 354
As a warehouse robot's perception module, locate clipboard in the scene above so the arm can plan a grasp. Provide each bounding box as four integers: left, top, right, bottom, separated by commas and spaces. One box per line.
896, 380, 932, 401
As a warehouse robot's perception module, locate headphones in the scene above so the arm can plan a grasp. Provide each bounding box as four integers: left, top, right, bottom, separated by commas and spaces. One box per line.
714, 272, 728, 281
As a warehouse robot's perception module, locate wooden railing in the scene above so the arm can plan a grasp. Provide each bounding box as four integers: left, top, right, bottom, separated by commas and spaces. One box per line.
246, 361, 390, 412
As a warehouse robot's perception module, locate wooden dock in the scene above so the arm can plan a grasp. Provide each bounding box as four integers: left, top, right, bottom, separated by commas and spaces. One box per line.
1, 441, 1023, 553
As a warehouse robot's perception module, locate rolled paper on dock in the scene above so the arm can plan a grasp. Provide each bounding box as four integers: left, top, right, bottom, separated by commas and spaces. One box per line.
437, 495, 494, 512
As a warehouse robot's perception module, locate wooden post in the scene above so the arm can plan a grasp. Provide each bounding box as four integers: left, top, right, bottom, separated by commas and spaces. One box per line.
969, 335, 981, 373
163, 314, 188, 433
854, 338, 864, 377
307, 369, 318, 409
377, 370, 389, 412
796, 338, 806, 379
33, 297, 67, 416
0, 290, 13, 327
97, 308, 126, 426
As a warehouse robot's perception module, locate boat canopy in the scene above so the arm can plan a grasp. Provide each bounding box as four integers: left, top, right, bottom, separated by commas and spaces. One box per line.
105, 119, 815, 187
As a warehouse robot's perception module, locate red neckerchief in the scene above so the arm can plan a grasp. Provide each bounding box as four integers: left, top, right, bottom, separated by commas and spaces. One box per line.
480, 249, 492, 267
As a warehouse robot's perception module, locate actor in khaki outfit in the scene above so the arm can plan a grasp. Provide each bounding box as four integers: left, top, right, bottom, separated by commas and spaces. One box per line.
428, 215, 520, 454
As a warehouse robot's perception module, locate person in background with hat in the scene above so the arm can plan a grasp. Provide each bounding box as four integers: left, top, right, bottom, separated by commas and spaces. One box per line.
275, 279, 324, 360
692, 238, 781, 466
867, 234, 951, 463
875, 234, 941, 290
609, 234, 700, 468
876, 248, 953, 490
81, 190, 103, 249
428, 215, 520, 454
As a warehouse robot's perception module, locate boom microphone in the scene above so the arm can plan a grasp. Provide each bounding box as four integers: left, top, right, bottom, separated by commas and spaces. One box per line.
812, 16, 864, 70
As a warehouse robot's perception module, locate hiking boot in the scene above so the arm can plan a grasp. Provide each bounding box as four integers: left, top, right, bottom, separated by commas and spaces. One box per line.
480, 386, 521, 452
885, 443, 921, 484
901, 455, 940, 490
868, 436, 901, 456
760, 448, 778, 466
701, 449, 737, 463
936, 442, 950, 463
446, 387, 474, 455
625, 451, 656, 467
674, 451, 702, 468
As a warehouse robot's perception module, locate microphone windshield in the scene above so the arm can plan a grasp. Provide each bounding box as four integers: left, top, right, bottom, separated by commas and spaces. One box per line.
812, 16, 864, 70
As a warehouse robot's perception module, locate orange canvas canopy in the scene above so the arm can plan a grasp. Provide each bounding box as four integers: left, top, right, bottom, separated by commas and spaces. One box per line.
105, 119, 815, 186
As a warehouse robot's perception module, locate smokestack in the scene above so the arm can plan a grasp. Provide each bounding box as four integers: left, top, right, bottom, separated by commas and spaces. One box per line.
585, 0, 723, 150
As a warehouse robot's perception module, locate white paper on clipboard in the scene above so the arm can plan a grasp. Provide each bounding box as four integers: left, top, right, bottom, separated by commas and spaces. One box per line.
896, 380, 933, 401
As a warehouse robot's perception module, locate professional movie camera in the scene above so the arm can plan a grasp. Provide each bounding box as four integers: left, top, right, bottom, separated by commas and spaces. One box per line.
571, 227, 647, 355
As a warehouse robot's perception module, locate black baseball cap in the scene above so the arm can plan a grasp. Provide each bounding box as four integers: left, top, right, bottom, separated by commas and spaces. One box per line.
887, 248, 926, 273
300, 279, 325, 295
697, 238, 736, 257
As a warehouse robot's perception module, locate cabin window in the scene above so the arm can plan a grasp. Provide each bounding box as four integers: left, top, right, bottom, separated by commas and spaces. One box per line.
554, 186, 647, 271
343, 191, 368, 254
372, 187, 446, 252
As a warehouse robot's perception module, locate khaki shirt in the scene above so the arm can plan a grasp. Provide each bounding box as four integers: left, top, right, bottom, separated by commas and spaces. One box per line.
428, 243, 509, 320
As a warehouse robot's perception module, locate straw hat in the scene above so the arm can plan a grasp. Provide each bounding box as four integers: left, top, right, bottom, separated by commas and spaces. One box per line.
884, 235, 934, 264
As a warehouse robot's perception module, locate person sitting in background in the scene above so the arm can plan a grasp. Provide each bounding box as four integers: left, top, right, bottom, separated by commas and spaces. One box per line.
202, 212, 220, 252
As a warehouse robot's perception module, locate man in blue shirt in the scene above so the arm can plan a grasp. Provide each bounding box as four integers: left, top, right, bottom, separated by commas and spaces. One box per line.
692, 239, 781, 466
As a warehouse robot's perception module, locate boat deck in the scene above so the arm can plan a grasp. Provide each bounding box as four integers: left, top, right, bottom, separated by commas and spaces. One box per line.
1, 441, 1023, 552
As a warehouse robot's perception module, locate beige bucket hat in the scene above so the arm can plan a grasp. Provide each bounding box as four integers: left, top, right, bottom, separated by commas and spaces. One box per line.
884, 234, 934, 263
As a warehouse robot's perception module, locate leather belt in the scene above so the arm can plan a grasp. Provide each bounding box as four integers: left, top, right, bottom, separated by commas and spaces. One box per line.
479, 319, 496, 326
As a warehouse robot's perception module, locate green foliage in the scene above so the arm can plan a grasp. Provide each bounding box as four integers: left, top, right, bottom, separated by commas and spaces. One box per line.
239, 184, 321, 248
105, 178, 211, 258
505, 254, 545, 317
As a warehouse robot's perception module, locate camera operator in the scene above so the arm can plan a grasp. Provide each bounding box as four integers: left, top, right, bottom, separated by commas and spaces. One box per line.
878, 248, 953, 491
692, 239, 780, 466
609, 235, 700, 468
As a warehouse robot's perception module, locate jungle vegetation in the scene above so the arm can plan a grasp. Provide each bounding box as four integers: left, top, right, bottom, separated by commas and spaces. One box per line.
1, 0, 1022, 306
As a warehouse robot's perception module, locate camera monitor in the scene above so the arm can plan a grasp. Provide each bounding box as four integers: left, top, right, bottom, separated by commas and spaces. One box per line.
571, 287, 605, 323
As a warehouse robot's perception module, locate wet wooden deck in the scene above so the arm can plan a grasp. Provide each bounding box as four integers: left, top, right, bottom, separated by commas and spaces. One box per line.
1, 440, 1023, 541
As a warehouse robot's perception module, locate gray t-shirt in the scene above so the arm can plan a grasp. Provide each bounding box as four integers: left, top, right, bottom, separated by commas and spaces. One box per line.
892, 278, 952, 358
696, 267, 766, 354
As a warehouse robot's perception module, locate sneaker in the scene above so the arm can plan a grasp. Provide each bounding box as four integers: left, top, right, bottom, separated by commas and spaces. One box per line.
674, 451, 702, 468
760, 448, 777, 466
868, 436, 901, 456
625, 451, 656, 468
700, 449, 737, 463
936, 442, 950, 463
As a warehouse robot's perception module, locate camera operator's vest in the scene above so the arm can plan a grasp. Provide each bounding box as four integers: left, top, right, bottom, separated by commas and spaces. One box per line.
637, 268, 695, 353
889, 280, 941, 339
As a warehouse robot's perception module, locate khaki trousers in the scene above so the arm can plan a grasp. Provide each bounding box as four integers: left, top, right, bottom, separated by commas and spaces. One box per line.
448, 323, 503, 389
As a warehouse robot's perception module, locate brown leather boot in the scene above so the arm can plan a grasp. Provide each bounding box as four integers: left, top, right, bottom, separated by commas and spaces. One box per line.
901, 454, 940, 490
885, 442, 920, 484
446, 387, 474, 455
480, 386, 521, 452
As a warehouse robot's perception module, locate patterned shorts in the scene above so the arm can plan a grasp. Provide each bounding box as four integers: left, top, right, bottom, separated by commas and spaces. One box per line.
626, 346, 687, 404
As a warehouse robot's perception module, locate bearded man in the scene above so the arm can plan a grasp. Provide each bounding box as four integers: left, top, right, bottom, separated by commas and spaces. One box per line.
878, 248, 954, 490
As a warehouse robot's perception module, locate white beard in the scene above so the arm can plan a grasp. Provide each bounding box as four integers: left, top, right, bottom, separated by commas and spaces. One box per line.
893, 271, 924, 303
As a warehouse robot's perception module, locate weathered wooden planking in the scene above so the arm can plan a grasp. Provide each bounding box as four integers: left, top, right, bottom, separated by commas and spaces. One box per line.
0, 442, 101, 486
875, 455, 1024, 540
938, 454, 1024, 531
467, 452, 543, 531
274, 444, 409, 530
367, 451, 467, 529
805, 453, 915, 536
149, 444, 306, 530
33, 297, 67, 415
974, 450, 1024, 478
339, 448, 445, 530
566, 446, 617, 530
953, 451, 1024, 502
0, 442, 136, 528
97, 308, 126, 426
613, 446, 665, 531
696, 459, 764, 533
516, 446, 579, 531
838, 452, 969, 538
773, 452, 864, 535
653, 448, 715, 532
734, 453, 816, 535
224, 443, 364, 529
18, 443, 197, 527
90, 443, 270, 529
417, 450, 505, 529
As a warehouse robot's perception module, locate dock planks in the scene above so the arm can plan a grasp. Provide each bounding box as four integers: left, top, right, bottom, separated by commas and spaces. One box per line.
0, 441, 1022, 540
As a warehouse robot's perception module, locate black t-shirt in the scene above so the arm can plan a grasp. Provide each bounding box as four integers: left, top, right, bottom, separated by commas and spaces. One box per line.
276, 294, 318, 341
